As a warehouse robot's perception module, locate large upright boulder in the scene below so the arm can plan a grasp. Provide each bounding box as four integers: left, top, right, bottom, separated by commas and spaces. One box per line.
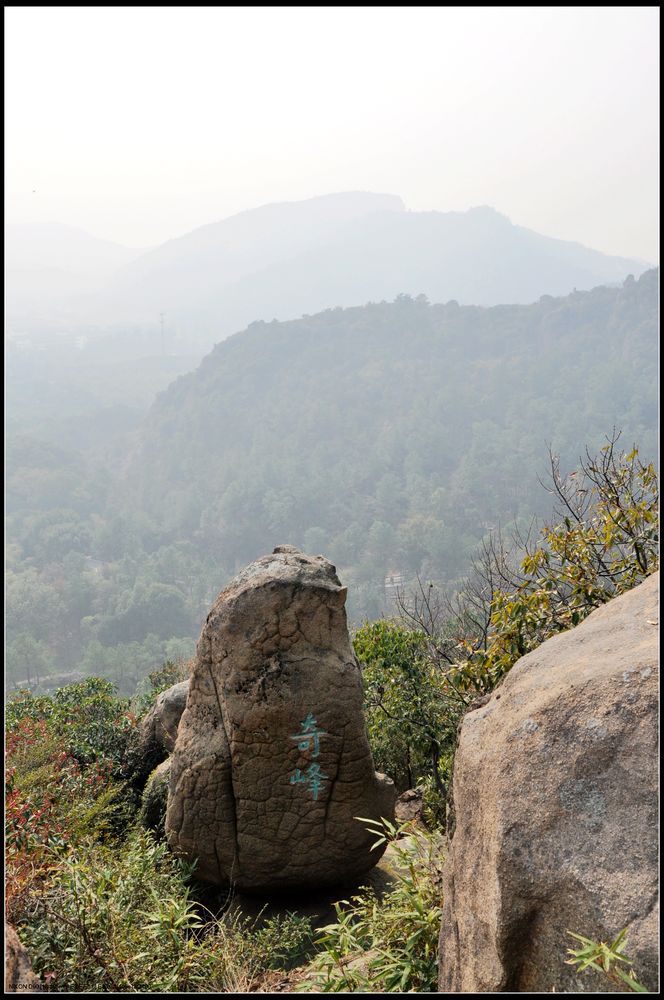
438, 572, 659, 993
166, 545, 395, 890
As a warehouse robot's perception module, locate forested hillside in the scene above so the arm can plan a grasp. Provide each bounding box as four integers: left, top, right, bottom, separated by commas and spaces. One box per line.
129, 269, 657, 599
6, 271, 658, 694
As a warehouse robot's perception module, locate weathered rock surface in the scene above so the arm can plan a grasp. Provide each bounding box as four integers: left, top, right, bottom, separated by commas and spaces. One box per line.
140, 758, 172, 835
5, 925, 40, 993
128, 679, 189, 787
395, 788, 425, 828
438, 572, 659, 993
166, 545, 395, 890
142, 679, 189, 755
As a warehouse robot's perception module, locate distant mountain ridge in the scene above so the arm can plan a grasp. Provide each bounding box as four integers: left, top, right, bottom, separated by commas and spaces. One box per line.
7, 194, 652, 341
6, 222, 147, 330
196, 204, 648, 335
100, 197, 651, 335
6, 222, 146, 276
102, 191, 405, 321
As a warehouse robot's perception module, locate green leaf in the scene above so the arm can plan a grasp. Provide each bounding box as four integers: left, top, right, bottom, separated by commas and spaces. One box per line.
615, 968, 649, 993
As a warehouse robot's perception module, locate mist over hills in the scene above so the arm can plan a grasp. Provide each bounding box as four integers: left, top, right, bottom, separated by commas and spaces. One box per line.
127, 268, 658, 618
200, 205, 649, 336
7, 222, 145, 276
6, 265, 658, 691
7, 193, 650, 347
5, 223, 147, 329
104, 192, 405, 314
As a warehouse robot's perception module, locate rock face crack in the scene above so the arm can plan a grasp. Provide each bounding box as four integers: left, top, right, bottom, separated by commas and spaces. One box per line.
208, 661, 240, 880
323, 723, 346, 839
165, 546, 395, 891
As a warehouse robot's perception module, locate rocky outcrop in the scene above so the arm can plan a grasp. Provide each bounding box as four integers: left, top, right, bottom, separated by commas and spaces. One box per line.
166, 545, 395, 891
140, 759, 172, 835
126, 679, 189, 787
5, 925, 40, 993
438, 572, 659, 993
143, 679, 189, 755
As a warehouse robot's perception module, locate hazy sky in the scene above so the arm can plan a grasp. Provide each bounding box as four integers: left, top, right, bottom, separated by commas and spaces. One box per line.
5, 6, 659, 261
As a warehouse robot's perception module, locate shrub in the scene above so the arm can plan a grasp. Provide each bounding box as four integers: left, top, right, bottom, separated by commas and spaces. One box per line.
566, 928, 649, 993
7, 677, 137, 776
5, 679, 138, 924
354, 621, 461, 817
303, 818, 444, 992
436, 436, 659, 696
22, 829, 313, 993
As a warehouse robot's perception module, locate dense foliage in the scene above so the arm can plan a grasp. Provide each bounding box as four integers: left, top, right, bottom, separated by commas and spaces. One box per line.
6, 677, 314, 993
20, 832, 313, 993
5, 679, 136, 928
354, 621, 461, 821
6, 434, 658, 992
6, 271, 658, 694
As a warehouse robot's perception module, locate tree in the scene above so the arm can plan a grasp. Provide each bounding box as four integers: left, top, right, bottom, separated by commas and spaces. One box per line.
435, 432, 659, 694
7, 634, 57, 689
354, 620, 463, 821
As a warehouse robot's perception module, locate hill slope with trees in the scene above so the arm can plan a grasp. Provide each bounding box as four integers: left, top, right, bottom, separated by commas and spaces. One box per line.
127, 269, 658, 617
6, 271, 658, 692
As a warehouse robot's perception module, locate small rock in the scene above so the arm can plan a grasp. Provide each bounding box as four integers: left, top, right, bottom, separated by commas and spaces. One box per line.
126, 679, 189, 787
395, 788, 425, 827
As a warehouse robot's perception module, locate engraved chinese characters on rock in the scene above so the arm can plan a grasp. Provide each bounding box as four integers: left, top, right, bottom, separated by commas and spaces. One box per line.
165, 546, 397, 890
290, 712, 328, 800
